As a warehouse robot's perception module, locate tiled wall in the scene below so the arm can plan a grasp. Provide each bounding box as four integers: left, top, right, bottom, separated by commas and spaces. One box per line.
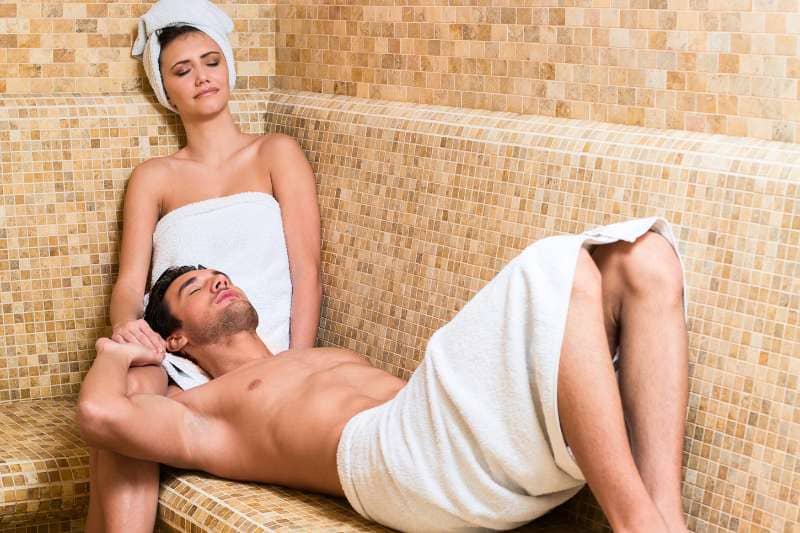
274, 1, 800, 143
2, 88, 798, 531
262, 90, 799, 533
0, 1, 277, 95
4, 1, 800, 143
0, 94, 270, 402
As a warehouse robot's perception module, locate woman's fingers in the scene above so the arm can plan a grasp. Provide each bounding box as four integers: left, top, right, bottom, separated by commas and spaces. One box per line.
111, 319, 164, 353
137, 320, 166, 352
128, 327, 157, 352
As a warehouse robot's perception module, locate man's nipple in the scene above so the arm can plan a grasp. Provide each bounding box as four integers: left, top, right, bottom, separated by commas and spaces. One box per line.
247, 378, 262, 391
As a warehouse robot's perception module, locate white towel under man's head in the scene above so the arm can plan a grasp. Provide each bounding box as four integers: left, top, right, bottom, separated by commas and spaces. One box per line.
131, 0, 236, 113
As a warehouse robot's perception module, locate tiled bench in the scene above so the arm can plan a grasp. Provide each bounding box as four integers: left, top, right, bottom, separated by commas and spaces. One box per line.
2, 89, 797, 532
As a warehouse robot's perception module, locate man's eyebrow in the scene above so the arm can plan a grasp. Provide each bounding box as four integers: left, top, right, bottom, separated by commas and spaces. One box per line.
170, 51, 221, 70
177, 275, 198, 297
211, 270, 229, 279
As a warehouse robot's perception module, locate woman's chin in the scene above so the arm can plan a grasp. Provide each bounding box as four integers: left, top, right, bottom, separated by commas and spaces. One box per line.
181, 96, 229, 118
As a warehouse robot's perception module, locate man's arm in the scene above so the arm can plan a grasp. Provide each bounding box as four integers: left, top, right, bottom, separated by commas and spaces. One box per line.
77, 338, 204, 469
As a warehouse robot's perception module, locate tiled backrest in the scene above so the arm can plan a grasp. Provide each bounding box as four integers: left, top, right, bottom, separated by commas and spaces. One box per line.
1, 89, 797, 531
0, 93, 269, 402
263, 90, 798, 533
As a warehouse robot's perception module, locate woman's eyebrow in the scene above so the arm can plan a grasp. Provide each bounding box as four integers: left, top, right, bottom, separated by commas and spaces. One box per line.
170, 51, 221, 70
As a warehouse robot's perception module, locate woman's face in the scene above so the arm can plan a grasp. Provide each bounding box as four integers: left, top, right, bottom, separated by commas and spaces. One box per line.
159, 31, 230, 116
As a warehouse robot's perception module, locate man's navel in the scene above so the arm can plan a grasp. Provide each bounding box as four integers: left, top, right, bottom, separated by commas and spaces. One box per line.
247, 378, 262, 391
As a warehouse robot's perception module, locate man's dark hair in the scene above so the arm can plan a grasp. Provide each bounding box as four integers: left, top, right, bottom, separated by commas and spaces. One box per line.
144, 265, 205, 339
157, 25, 202, 64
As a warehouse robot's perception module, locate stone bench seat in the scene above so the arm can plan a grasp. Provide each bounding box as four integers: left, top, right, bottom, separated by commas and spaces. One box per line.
0, 399, 574, 531
0, 399, 88, 528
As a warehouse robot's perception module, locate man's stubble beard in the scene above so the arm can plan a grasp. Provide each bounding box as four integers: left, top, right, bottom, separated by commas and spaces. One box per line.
186, 300, 260, 345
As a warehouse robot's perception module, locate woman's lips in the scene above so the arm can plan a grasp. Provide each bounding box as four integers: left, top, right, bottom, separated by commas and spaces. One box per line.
195, 88, 219, 98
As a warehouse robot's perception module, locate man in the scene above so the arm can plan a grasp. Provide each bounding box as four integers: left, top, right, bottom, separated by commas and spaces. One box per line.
78, 218, 689, 532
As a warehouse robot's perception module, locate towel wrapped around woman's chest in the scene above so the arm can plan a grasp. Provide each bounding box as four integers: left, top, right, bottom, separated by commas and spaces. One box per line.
150, 192, 292, 353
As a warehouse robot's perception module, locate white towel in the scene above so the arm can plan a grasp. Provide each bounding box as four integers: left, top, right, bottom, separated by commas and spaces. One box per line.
162, 353, 210, 390
336, 217, 686, 531
131, 0, 236, 113
149, 192, 293, 390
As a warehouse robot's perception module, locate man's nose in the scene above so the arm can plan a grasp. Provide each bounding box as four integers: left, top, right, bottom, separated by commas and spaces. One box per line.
212, 276, 229, 291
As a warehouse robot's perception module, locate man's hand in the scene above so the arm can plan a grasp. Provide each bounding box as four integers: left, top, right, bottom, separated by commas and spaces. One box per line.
96, 337, 164, 368
112, 318, 166, 355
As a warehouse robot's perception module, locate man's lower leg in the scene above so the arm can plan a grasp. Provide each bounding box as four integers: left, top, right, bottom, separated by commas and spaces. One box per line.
592, 234, 689, 530
557, 249, 668, 533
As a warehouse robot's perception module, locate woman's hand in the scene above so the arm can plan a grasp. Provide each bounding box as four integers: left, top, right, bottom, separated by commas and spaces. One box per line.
112, 319, 166, 355
96, 337, 165, 368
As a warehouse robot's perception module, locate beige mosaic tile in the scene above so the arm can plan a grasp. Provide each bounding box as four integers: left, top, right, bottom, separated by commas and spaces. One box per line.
2, 518, 86, 533
262, 89, 799, 532
2, 90, 798, 531
274, 1, 800, 143
0, 399, 89, 527
156, 469, 579, 531
0, 1, 277, 96
158, 469, 390, 531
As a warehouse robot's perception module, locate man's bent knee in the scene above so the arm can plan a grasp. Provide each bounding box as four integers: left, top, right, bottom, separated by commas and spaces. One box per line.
572, 248, 603, 301
620, 232, 683, 301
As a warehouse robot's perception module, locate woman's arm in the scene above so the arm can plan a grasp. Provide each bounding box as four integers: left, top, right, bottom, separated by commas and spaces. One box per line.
263, 134, 322, 350
110, 162, 165, 352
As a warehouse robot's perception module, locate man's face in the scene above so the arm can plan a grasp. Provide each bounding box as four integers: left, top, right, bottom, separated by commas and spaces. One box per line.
164, 269, 259, 346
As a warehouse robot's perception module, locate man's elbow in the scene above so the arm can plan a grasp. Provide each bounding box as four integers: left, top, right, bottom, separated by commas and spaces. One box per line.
76, 398, 116, 447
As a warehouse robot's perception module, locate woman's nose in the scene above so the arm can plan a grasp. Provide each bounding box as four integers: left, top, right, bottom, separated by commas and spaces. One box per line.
195, 69, 209, 86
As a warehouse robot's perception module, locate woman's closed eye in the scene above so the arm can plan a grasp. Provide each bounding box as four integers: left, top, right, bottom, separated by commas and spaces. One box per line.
174, 61, 219, 77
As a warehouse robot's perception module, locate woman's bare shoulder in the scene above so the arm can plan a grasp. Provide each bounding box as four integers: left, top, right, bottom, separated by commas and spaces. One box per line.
128, 154, 188, 192
256, 132, 301, 154
131, 154, 182, 179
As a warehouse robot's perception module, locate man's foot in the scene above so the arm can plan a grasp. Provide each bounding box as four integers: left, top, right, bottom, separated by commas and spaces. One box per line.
664, 517, 689, 533
657, 508, 689, 533
608, 503, 671, 533
652, 495, 689, 533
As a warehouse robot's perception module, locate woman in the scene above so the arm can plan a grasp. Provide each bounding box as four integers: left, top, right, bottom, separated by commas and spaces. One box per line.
86, 1, 321, 531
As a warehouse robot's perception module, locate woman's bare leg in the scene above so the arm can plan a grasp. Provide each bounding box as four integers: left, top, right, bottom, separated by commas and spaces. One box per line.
87, 365, 168, 533
94, 449, 161, 533
86, 447, 104, 532
591, 232, 689, 532
557, 248, 668, 533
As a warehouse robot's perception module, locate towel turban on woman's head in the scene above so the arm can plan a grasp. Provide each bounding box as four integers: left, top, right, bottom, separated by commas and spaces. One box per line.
132, 0, 237, 113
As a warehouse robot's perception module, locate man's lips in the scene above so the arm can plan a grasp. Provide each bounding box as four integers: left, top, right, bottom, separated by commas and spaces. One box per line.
194, 88, 219, 98
215, 289, 238, 304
